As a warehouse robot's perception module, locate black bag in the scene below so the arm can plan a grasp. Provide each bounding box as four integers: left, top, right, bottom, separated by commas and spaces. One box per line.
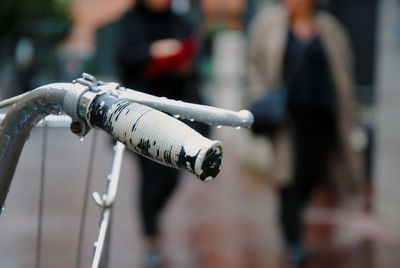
249, 40, 311, 136
249, 85, 288, 136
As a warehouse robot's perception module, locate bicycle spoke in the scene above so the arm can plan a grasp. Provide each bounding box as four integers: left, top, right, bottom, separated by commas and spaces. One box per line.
76, 131, 98, 268
36, 123, 48, 268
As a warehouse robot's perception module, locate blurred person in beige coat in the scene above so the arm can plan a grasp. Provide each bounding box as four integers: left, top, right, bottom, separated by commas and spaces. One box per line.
248, 0, 362, 266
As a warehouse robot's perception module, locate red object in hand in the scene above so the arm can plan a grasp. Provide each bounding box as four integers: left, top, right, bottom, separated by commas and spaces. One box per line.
143, 36, 197, 78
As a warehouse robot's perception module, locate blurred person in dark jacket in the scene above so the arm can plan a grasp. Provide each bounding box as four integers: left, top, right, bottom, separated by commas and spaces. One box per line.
248, 0, 362, 266
114, 0, 207, 267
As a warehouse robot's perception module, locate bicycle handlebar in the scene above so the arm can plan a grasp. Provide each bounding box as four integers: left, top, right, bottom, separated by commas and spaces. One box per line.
88, 94, 222, 181
0, 74, 253, 210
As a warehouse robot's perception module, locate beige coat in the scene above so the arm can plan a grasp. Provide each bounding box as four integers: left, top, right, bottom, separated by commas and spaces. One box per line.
248, 5, 362, 194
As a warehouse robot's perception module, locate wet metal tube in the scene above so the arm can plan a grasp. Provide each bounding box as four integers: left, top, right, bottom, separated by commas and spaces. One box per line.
117, 88, 254, 129
0, 84, 69, 211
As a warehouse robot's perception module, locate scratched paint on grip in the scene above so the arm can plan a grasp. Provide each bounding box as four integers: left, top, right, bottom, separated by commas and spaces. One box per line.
100, 98, 223, 180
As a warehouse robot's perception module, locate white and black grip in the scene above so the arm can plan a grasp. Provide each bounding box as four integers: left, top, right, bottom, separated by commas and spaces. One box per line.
88, 94, 223, 181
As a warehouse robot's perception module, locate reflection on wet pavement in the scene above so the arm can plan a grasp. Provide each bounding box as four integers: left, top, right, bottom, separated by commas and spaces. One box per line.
0, 129, 400, 268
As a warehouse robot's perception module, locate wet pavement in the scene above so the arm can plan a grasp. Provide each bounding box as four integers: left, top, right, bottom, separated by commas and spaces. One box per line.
1, 128, 400, 268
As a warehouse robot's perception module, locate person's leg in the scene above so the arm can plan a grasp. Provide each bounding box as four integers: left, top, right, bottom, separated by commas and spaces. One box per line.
279, 183, 302, 244
280, 109, 335, 267
138, 156, 180, 267
279, 111, 319, 266
279, 182, 308, 268
139, 156, 180, 238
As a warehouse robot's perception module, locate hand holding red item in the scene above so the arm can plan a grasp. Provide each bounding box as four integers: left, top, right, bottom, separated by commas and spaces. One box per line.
143, 36, 197, 78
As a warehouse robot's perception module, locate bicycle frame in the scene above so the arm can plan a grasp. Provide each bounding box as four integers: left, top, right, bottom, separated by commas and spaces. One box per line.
0, 73, 253, 267
91, 141, 126, 268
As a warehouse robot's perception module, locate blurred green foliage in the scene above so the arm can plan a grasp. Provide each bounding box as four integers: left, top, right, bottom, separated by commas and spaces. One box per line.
0, 0, 71, 40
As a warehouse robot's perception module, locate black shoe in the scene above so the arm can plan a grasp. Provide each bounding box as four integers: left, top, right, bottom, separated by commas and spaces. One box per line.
286, 244, 308, 268
144, 250, 162, 268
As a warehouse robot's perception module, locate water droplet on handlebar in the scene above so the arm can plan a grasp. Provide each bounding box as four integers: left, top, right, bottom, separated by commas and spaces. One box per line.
216, 125, 222, 129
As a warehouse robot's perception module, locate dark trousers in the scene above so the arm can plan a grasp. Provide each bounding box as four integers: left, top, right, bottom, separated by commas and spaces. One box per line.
279, 107, 336, 247
138, 155, 180, 237
137, 119, 209, 237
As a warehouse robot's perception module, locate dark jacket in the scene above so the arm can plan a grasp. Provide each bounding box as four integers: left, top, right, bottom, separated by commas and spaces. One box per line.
115, 2, 198, 101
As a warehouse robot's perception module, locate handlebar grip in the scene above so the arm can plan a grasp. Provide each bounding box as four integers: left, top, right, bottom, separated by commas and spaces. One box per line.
88, 94, 223, 181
